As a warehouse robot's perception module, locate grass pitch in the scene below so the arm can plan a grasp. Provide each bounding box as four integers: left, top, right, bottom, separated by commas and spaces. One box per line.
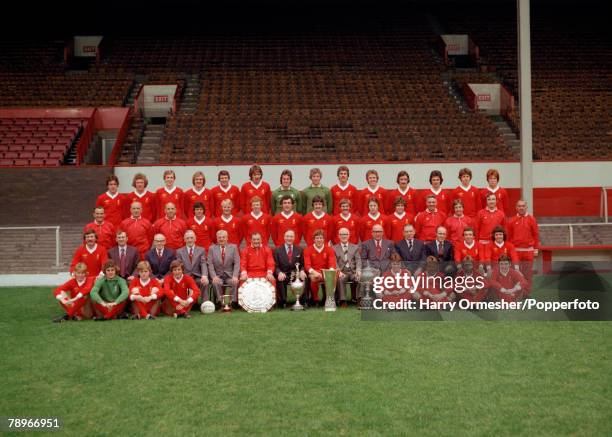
1, 286, 611, 436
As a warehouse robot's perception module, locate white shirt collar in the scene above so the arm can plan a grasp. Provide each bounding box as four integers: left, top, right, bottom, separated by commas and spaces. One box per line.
118, 245, 127, 251
397, 185, 410, 195
106, 191, 118, 199
221, 215, 233, 223
130, 216, 141, 221
194, 216, 206, 225
340, 213, 352, 221
173, 275, 184, 283
281, 211, 294, 219
487, 207, 498, 213
139, 278, 151, 286
366, 185, 380, 194
495, 241, 505, 248
250, 180, 263, 189
164, 186, 177, 194
459, 184, 472, 192
192, 186, 206, 195
464, 240, 475, 249
76, 278, 87, 287
336, 182, 349, 190
394, 212, 406, 219
133, 190, 147, 198
86, 244, 98, 254
312, 211, 325, 220
219, 183, 232, 193
368, 212, 381, 220
487, 185, 500, 193
314, 244, 325, 253
430, 187, 442, 195
251, 211, 263, 220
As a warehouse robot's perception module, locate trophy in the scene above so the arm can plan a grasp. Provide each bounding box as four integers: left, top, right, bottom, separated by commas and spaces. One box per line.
358, 261, 380, 310
222, 284, 232, 313
289, 263, 305, 311
321, 268, 338, 312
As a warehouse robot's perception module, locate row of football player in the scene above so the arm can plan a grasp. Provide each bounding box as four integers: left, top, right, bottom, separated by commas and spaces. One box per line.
94, 166, 515, 228
56, 227, 527, 321
85, 187, 539, 264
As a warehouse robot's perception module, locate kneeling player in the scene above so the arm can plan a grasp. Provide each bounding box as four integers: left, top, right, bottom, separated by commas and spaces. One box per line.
415, 256, 454, 304
129, 261, 163, 319
90, 261, 129, 320
455, 256, 487, 303
162, 260, 200, 318
53, 262, 94, 322
489, 255, 527, 302
379, 253, 412, 303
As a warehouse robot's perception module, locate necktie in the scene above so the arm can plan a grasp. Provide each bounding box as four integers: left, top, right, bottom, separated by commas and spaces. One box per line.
438, 242, 443, 256
157, 249, 162, 259
120, 248, 126, 277
189, 247, 193, 263
343, 245, 348, 263
221, 246, 225, 264
408, 240, 413, 251
287, 245, 293, 260
376, 241, 382, 258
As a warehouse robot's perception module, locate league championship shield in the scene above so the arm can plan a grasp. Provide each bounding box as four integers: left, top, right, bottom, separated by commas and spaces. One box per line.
238, 278, 276, 313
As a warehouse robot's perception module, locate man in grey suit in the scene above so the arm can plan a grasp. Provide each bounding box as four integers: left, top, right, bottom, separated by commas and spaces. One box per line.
333, 227, 361, 306
360, 224, 396, 273
207, 230, 240, 304
176, 230, 210, 301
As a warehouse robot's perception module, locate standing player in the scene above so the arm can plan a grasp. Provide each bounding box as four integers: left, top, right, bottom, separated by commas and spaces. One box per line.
387, 197, 414, 242
183, 171, 213, 220
96, 174, 127, 228
89, 260, 129, 320
156, 169, 186, 220
359, 198, 390, 242
240, 165, 272, 214
52, 262, 94, 322
152, 202, 188, 251
128, 261, 163, 319
271, 195, 303, 247
476, 193, 506, 246
271, 169, 303, 215
385, 170, 418, 216
186, 202, 214, 250
413, 195, 447, 243
358, 169, 387, 216
162, 260, 200, 318
507, 200, 540, 295
211, 170, 241, 217
240, 197, 272, 245
84, 206, 116, 250
444, 199, 475, 247
125, 173, 157, 223
120, 201, 153, 260
70, 229, 108, 276
303, 230, 337, 305
301, 168, 332, 215
213, 199, 242, 245
302, 195, 334, 245
330, 165, 359, 215
451, 168, 480, 219
419, 170, 451, 215
331, 199, 360, 244
480, 169, 510, 215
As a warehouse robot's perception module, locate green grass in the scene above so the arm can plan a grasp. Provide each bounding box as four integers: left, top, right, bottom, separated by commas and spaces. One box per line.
1, 287, 611, 436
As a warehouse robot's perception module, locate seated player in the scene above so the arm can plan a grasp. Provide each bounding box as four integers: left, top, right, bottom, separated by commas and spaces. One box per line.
96, 174, 127, 228
84, 206, 116, 250
184, 171, 213, 220
419, 170, 451, 215
301, 167, 332, 215
145, 234, 176, 279
359, 198, 390, 242
444, 199, 474, 247
451, 168, 480, 219
358, 169, 387, 215
240, 196, 271, 246
507, 199, 540, 296
331, 198, 359, 245
489, 255, 527, 302
415, 256, 454, 304
152, 202, 188, 250
241, 165, 272, 214
454, 227, 488, 275
156, 169, 185, 219
211, 170, 241, 217
385, 170, 418, 217
454, 256, 487, 303
414, 195, 447, 242
187, 201, 214, 250
162, 260, 200, 318
271, 195, 303, 247
302, 195, 333, 245
90, 260, 129, 320
271, 169, 303, 215
330, 165, 358, 215
388, 197, 414, 242
70, 229, 108, 277
476, 193, 506, 245
480, 169, 510, 215
239, 233, 275, 284
52, 262, 94, 322
126, 172, 157, 223
128, 261, 163, 320
304, 230, 337, 305
489, 226, 520, 274
120, 201, 153, 260
213, 199, 242, 245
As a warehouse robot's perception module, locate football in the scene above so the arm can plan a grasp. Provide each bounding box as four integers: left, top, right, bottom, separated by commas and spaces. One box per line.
200, 301, 216, 314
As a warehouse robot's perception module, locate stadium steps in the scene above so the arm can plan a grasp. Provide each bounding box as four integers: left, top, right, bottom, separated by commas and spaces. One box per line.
492, 117, 520, 155
178, 73, 200, 115
124, 74, 148, 108
136, 122, 165, 164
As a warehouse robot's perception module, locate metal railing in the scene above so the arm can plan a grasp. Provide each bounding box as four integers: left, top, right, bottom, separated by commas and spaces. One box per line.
539, 222, 612, 248
0, 226, 61, 267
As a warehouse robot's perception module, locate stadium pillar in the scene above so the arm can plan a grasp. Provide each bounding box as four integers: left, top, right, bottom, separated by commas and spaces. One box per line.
517, 0, 534, 212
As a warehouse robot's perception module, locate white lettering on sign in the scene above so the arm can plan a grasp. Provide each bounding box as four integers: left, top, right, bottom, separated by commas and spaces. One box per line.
154, 96, 169, 103
477, 94, 491, 102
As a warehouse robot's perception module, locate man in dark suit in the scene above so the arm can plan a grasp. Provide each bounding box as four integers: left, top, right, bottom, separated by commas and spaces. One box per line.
333, 227, 361, 306
107, 230, 139, 281
145, 233, 176, 280
176, 230, 209, 301
207, 230, 240, 303
395, 224, 426, 276
424, 226, 456, 276
273, 229, 307, 308
360, 224, 396, 273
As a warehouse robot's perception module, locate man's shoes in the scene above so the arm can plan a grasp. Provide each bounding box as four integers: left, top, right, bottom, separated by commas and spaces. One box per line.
52, 314, 69, 323
184, 313, 191, 319
146, 314, 155, 320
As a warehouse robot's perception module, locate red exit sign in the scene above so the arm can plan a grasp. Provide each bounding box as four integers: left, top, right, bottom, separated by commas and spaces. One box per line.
83, 46, 96, 53
153, 95, 169, 103
477, 94, 491, 102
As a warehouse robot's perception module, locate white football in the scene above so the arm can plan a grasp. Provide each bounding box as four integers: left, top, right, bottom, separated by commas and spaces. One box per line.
200, 301, 216, 314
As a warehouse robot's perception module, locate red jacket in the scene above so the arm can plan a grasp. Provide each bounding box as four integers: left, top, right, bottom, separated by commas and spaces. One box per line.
119, 217, 153, 257
414, 209, 447, 242
240, 245, 275, 278
475, 208, 506, 243
84, 221, 116, 250
444, 214, 475, 247
507, 214, 540, 250
152, 217, 188, 250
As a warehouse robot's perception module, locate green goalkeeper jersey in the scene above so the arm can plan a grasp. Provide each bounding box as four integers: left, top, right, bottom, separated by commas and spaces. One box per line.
90, 276, 129, 305
301, 185, 332, 215
271, 186, 303, 215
